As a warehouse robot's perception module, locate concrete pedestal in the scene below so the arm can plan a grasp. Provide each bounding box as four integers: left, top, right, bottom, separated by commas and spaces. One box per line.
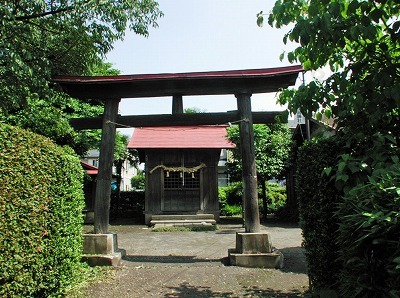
228, 232, 283, 268
82, 233, 126, 266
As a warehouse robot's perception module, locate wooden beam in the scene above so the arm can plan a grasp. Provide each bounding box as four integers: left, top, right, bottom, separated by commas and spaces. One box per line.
94, 98, 120, 234
172, 95, 183, 114
53, 66, 302, 99
236, 93, 260, 233
70, 111, 286, 130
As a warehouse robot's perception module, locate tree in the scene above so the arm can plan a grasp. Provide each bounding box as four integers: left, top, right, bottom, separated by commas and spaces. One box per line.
131, 170, 145, 190
260, 1, 400, 295
260, 1, 399, 190
226, 123, 292, 218
184, 107, 207, 113
0, 0, 163, 153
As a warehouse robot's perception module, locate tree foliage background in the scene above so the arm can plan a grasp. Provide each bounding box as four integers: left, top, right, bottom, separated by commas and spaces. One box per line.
262, 0, 399, 174
0, 0, 162, 154
226, 123, 291, 217
258, 0, 400, 295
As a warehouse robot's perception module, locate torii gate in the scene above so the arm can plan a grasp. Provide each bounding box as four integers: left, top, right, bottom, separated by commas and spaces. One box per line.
53, 65, 302, 237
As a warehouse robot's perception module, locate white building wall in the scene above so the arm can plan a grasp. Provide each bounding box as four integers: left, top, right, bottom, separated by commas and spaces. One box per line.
82, 149, 138, 191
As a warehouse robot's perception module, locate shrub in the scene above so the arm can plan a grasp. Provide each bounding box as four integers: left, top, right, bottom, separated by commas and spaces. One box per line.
131, 171, 145, 190
152, 225, 217, 232
0, 123, 85, 297
296, 138, 342, 293
219, 182, 243, 207
220, 204, 242, 216
336, 162, 400, 297
259, 183, 286, 215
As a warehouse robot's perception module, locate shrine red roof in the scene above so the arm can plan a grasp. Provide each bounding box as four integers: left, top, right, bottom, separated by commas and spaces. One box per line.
127, 126, 236, 149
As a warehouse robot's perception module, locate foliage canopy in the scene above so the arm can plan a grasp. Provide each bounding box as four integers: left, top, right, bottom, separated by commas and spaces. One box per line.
263, 0, 399, 157
227, 123, 292, 182
0, 0, 162, 154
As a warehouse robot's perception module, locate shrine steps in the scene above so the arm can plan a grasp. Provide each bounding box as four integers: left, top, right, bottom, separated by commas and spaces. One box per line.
150, 214, 216, 228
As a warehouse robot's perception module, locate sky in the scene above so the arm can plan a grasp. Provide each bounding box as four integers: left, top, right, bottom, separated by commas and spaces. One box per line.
105, 0, 301, 136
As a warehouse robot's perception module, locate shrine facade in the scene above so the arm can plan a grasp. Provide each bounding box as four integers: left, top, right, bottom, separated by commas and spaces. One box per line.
128, 126, 235, 224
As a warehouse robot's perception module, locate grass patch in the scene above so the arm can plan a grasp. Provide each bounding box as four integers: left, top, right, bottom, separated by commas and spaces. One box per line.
152, 225, 218, 232
66, 265, 115, 297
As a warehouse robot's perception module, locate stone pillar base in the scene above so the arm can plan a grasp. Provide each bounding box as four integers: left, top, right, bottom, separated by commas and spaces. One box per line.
228, 232, 283, 268
82, 233, 126, 266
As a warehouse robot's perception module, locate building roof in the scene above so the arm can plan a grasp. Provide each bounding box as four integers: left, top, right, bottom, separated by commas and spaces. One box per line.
52, 65, 302, 99
127, 126, 236, 149
81, 161, 98, 175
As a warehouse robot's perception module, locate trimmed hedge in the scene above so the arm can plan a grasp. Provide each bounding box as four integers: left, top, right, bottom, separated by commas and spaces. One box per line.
0, 123, 85, 297
296, 138, 342, 293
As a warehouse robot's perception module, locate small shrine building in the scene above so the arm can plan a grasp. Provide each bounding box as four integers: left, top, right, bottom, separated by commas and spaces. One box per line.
128, 125, 235, 224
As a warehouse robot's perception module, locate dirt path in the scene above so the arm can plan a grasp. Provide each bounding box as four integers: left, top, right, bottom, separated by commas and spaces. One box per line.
83, 220, 308, 297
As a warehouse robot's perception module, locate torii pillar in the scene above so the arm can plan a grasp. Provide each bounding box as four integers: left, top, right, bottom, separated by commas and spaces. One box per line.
82, 98, 126, 266
94, 98, 120, 234
228, 93, 283, 268
236, 93, 260, 233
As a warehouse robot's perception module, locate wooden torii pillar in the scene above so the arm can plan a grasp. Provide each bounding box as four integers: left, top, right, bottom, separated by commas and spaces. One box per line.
172, 95, 184, 114
236, 93, 260, 233
94, 98, 120, 234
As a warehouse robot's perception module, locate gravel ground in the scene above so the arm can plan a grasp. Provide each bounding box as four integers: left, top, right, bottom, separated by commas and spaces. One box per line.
82, 219, 308, 297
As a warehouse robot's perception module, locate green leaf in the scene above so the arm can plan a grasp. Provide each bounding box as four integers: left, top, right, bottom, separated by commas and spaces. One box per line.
393, 257, 400, 264
324, 109, 332, 118
323, 167, 332, 176
370, 8, 383, 23
338, 161, 346, 173
303, 60, 312, 70
257, 12, 264, 27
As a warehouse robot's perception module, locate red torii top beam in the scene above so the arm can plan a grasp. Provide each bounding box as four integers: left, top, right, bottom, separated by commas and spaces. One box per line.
53, 65, 302, 99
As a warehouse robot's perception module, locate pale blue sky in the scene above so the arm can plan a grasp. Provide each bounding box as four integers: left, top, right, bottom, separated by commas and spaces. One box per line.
105, 0, 300, 135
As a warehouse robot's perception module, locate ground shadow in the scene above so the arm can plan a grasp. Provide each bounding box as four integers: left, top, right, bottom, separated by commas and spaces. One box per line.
162, 282, 305, 297
109, 216, 144, 225
279, 246, 307, 274
123, 254, 223, 264
261, 219, 300, 229
242, 285, 305, 297
215, 229, 242, 234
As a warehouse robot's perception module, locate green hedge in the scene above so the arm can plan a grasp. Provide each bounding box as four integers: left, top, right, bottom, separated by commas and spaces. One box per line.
296, 138, 342, 293
336, 162, 400, 297
0, 123, 85, 297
